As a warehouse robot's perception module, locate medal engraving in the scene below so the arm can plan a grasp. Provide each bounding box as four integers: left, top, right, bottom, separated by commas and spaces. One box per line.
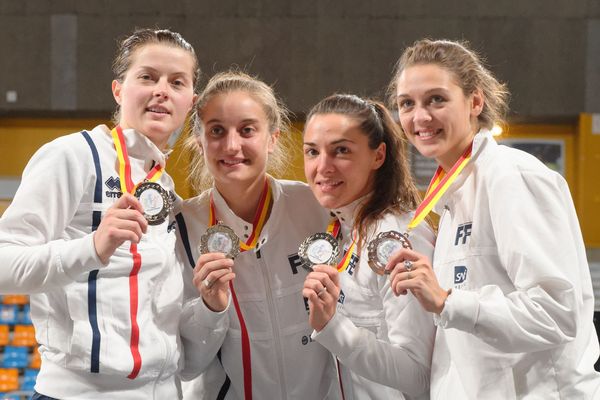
199, 223, 240, 259
367, 231, 412, 275
298, 232, 340, 271
134, 181, 172, 225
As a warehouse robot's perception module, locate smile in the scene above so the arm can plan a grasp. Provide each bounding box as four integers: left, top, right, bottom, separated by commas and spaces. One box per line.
416, 129, 442, 138
317, 180, 343, 191
146, 106, 170, 115
220, 159, 248, 166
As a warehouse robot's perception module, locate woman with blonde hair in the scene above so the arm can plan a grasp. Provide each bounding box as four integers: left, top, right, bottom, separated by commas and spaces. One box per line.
176, 71, 341, 399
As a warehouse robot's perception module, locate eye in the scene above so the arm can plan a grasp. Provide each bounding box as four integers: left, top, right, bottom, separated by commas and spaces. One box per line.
172, 79, 185, 87
139, 73, 154, 81
208, 125, 224, 136
430, 95, 446, 105
334, 146, 350, 155
241, 125, 256, 136
303, 147, 318, 157
398, 99, 414, 110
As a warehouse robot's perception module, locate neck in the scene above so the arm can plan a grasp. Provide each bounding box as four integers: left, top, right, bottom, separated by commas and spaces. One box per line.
216, 176, 267, 223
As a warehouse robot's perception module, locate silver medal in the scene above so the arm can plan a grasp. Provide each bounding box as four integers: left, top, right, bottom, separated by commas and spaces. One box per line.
367, 231, 412, 275
199, 223, 240, 259
298, 232, 340, 271
134, 181, 172, 225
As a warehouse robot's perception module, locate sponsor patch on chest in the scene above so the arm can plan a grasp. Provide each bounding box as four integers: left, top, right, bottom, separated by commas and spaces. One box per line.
454, 222, 472, 245
454, 265, 468, 289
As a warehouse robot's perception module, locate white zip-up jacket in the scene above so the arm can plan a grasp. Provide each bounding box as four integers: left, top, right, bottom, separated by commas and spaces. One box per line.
175, 178, 342, 399
0, 125, 226, 399
430, 130, 600, 399
312, 198, 436, 400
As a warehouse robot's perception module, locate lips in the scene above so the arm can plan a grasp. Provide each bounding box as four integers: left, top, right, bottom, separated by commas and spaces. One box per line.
220, 159, 247, 166
415, 128, 442, 139
317, 179, 343, 192
146, 105, 170, 115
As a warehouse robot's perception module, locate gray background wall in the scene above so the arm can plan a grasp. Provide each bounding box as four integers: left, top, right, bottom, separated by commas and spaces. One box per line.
1, 0, 600, 120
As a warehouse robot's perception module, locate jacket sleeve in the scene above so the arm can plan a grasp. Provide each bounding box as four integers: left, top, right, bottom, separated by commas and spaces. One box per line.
0, 137, 105, 293
313, 223, 436, 397
438, 168, 584, 353
176, 221, 230, 380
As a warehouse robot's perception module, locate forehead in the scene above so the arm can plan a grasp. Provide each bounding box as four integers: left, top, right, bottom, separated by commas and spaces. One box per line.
202, 91, 269, 121
304, 113, 364, 142
396, 63, 460, 93
128, 43, 196, 75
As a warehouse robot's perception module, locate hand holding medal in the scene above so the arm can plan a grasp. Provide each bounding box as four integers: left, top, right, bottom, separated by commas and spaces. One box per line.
367, 230, 412, 275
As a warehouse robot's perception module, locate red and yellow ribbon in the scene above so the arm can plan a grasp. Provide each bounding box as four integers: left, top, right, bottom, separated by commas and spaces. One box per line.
208, 178, 272, 253
110, 125, 165, 380
407, 144, 473, 231
207, 178, 272, 400
326, 219, 356, 273
111, 125, 163, 194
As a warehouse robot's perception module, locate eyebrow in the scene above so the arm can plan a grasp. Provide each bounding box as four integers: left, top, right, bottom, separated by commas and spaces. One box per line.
303, 138, 354, 146
204, 118, 261, 125
137, 66, 191, 78
396, 87, 450, 99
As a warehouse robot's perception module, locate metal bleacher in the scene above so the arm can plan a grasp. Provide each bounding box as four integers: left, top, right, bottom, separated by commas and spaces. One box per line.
0, 295, 39, 400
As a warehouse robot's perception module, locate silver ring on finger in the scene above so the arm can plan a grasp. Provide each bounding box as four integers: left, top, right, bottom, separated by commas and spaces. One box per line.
317, 286, 327, 298
203, 278, 213, 288
404, 260, 413, 271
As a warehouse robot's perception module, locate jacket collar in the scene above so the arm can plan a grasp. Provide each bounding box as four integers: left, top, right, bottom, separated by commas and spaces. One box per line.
101, 125, 170, 169
329, 194, 370, 240
431, 129, 495, 213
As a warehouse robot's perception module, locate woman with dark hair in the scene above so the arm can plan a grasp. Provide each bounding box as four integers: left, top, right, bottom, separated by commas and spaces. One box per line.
302, 94, 435, 399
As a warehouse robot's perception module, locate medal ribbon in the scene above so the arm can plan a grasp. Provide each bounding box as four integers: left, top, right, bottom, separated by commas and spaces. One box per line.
326, 219, 356, 273
111, 125, 165, 380
207, 178, 272, 400
407, 144, 472, 231
209, 178, 272, 253
112, 126, 163, 194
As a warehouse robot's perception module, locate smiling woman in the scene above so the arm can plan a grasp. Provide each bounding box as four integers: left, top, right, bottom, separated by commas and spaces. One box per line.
174, 71, 342, 399
386, 39, 600, 399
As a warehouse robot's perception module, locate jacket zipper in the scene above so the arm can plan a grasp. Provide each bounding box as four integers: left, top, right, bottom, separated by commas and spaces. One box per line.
257, 248, 288, 399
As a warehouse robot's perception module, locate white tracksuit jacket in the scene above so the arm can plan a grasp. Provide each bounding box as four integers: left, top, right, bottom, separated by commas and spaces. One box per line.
430, 130, 600, 399
0, 125, 226, 399
175, 178, 342, 399
312, 197, 436, 400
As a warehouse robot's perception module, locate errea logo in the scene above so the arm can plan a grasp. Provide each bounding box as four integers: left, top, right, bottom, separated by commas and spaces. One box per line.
105, 176, 122, 198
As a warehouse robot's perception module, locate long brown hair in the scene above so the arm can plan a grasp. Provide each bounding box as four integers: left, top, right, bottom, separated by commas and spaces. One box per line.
305, 94, 421, 243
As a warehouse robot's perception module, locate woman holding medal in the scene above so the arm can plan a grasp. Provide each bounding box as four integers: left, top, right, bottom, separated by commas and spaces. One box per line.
0, 29, 221, 399
301, 94, 436, 399
387, 39, 600, 399
175, 71, 341, 399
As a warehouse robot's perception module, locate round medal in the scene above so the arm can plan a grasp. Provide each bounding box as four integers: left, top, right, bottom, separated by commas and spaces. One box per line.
367, 231, 412, 275
298, 232, 340, 271
199, 223, 240, 259
134, 181, 172, 225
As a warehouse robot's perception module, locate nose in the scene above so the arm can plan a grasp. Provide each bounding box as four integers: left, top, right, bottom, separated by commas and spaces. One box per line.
224, 130, 241, 152
315, 153, 334, 175
153, 79, 169, 99
413, 104, 432, 124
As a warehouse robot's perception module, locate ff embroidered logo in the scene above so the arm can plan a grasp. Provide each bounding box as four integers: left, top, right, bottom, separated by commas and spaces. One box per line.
105, 176, 122, 198
454, 266, 467, 288
454, 222, 472, 245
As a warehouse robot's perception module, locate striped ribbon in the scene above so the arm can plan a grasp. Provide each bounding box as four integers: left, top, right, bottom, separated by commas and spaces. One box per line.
111, 125, 164, 380
407, 144, 473, 231
326, 219, 356, 273
207, 178, 272, 400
